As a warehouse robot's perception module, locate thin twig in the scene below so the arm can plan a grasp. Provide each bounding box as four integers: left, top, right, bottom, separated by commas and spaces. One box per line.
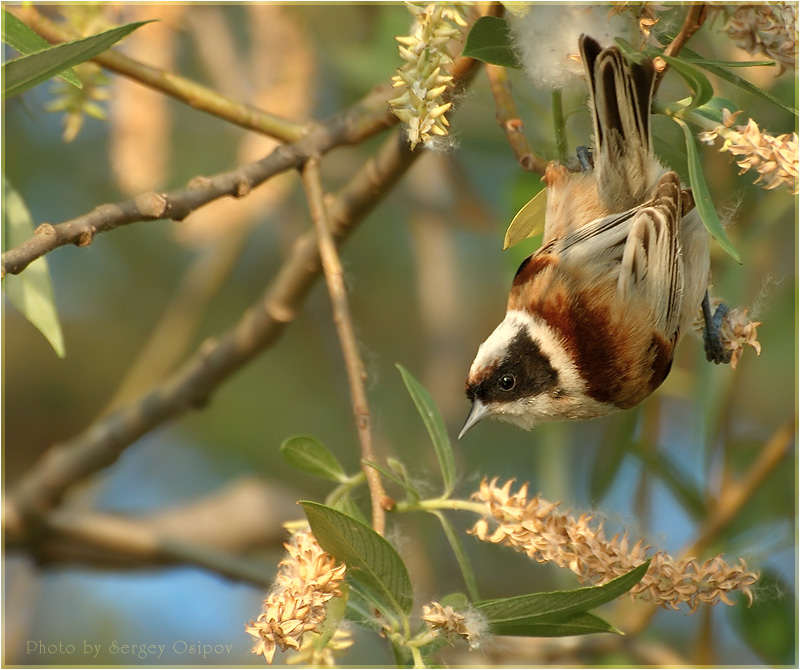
654, 3, 708, 91
9, 5, 307, 143
302, 157, 387, 535
485, 64, 547, 174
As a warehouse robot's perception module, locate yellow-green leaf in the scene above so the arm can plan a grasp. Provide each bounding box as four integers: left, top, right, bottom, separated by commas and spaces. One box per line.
503, 186, 547, 250
2, 178, 65, 357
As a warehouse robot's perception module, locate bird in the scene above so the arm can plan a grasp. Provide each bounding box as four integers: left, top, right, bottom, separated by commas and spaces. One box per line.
460, 34, 729, 438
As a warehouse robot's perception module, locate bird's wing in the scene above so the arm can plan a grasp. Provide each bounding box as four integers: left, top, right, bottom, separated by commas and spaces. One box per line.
544, 172, 687, 336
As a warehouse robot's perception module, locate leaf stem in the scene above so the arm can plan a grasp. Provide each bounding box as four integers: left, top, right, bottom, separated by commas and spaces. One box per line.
394, 497, 488, 516
551, 88, 568, 165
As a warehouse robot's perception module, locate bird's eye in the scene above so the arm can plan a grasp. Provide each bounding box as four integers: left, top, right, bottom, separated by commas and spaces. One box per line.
498, 374, 516, 391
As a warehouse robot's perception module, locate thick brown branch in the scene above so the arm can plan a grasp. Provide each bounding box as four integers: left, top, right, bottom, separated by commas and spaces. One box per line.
5, 130, 419, 537
4, 477, 296, 585
302, 158, 387, 535
4, 12, 483, 542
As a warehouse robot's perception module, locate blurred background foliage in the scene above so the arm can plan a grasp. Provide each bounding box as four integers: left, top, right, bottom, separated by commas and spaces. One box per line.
2, 3, 796, 666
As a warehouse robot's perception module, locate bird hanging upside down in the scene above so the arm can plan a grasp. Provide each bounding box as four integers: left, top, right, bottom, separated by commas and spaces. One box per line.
461, 35, 732, 438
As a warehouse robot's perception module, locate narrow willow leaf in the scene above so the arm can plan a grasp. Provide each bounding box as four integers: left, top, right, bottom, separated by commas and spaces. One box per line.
280, 435, 347, 482
681, 47, 798, 117
674, 118, 741, 263
487, 611, 618, 637
2, 10, 82, 88
660, 55, 714, 111
364, 458, 421, 500
432, 511, 480, 602
683, 58, 776, 68
503, 186, 546, 250
301, 501, 413, 615
2, 178, 65, 357
462, 16, 521, 68
476, 561, 649, 635
2, 20, 153, 99
397, 365, 456, 496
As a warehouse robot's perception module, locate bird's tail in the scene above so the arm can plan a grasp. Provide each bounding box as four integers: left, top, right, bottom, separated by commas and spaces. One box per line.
579, 35, 662, 211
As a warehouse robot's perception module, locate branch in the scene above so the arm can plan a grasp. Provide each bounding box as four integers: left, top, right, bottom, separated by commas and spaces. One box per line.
5, 128, 419, 537
8, 5, 307, 142
302, 157, 387, 535
5, 476, 297, 586
662, 3, 708, 59
688, 416, 795, 556
485, 64, 547, 174
654, 3, 708, 91
1, 83, 397, 278
4, 3, 483, 538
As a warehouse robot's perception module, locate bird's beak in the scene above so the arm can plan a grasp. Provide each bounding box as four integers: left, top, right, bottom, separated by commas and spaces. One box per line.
458, 400, 490, 439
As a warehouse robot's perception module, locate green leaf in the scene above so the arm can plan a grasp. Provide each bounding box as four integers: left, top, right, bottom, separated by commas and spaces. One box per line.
692, 96, 741, 126
301, 501, 413, 616
731, 568, 794, 665
503, 185, 547, 250
475, 561, 650, 637
660, 55, 714, 111
2, 178, 65, 357
280, 435, 347, 482
681, 47, 798, 117
432, 511, 480, 602
440, 592, 470, 610
2, 20, 153, 99
487, 611, 618, 637
397, 365, 456, 496
462, 16, 521, 68
674, 118, 741, 263
2, 10, 82, 89
362, 457, 421, 500
683, 58, 776, 68
329, 495, 369, 526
